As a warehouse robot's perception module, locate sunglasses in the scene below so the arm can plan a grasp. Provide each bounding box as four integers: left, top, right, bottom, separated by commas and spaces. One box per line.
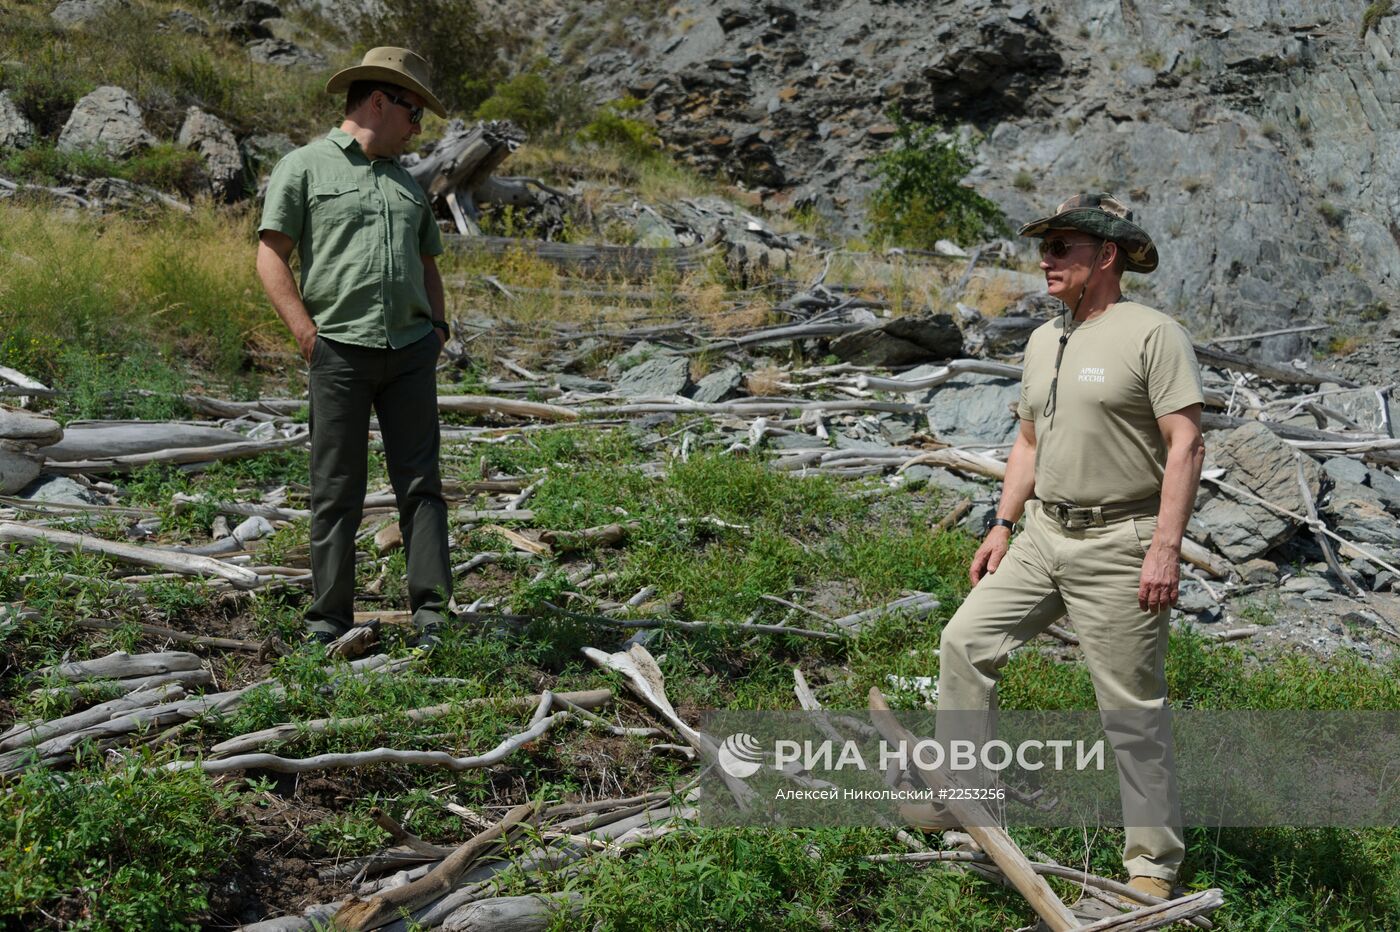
1037, 239, 1102, 259
380, 90, 423, 124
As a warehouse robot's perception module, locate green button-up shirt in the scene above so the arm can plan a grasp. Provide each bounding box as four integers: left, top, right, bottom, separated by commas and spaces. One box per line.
258, 128, 444, 349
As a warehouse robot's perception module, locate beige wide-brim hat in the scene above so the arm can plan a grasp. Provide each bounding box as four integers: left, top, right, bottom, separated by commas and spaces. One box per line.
325, 46, 447, 119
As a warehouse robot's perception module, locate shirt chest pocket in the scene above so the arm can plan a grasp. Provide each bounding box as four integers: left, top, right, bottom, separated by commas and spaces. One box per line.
309, 180, 360, 223
387, 184, 425, 246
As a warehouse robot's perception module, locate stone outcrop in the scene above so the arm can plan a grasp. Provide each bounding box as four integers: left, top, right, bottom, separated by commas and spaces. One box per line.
0, 91, 36, 151
177, 107, 244, 202
57, 86, 154, 158
574, 0, 1400, 358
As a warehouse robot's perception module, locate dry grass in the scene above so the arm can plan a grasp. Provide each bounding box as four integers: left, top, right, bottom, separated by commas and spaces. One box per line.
744, 364, 786, 396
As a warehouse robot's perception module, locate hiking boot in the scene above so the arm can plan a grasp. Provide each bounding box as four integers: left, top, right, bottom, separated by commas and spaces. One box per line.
305, 629, 340, 647
1127, 875, 1175, 900
410, 625, 443, 652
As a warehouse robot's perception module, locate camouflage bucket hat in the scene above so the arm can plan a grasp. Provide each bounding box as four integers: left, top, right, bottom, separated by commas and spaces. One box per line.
1018, 192, 1158, 273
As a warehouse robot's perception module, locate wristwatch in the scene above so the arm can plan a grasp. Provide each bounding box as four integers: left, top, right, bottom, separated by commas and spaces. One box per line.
432, 320, 451, 341
982, 516, 1017, 536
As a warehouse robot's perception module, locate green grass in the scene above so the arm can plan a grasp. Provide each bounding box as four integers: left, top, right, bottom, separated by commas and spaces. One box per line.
0, 754, 241, 930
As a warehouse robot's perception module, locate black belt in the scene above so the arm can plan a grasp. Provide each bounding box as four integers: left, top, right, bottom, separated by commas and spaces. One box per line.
1042, 495, 1160, 530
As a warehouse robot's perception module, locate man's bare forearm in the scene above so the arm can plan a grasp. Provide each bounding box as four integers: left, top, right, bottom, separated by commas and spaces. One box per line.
256, 241, 315, 341
995, 425, 1038, 523
1153, 435, 1204, 552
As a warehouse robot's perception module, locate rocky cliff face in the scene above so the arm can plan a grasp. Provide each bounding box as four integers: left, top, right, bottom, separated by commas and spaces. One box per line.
570, 0, 1400, 356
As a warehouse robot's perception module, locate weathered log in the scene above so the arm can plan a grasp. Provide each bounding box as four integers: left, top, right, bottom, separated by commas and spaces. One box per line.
583, 644, 757, 809
171, 691, 571, 775
36, 422, 243, 462
0, 523, 265, 588
72, 617, 262, 652
335, 800, 540, 931
208, 688, 611, 759
830, 592, 940, 631
1193, 344, 1355, 388
1076, 889, 1225, 931
42, 433, 308, 475
30, 668, 213, 703
0, 683, 186, 752
442, 893, 583, 932
33, 649, 204, 683
407, 120, 523, 202
444, 233, 722, 280
867, 687, 1079, 932
438, 395, 581, 422
539, 522, 633, 552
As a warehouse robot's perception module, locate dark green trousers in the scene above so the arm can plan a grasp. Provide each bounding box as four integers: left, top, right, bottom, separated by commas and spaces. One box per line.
305, 332, 451, 637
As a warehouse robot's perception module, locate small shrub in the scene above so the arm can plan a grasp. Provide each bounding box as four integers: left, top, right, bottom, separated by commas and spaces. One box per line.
577, 97, 662, 162
1260, 121, 1282, 140
866, 114, 1009, 249
1012, 169, 1035, 191
1362, 0, 1395, 38
125, 144, 207, 197
0, 756, 241, 928
474, 61, 592, 136
1318, 201, 1346, 227
1142, 49, 1165, 70
356, 0, 508, 114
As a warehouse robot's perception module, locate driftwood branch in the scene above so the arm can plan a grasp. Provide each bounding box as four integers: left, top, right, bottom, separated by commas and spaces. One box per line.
0, 523, 265, 588
335, 800, 540, 931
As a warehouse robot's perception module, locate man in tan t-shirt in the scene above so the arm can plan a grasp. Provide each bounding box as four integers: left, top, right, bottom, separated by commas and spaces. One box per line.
929, 193, 1205, 899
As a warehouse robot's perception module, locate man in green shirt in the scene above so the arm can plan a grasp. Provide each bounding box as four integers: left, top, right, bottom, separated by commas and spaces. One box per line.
927, 194, 1206, 900
256, 48, 453, 647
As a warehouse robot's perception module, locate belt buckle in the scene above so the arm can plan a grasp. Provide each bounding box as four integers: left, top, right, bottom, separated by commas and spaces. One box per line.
1055, 502, 1087, 529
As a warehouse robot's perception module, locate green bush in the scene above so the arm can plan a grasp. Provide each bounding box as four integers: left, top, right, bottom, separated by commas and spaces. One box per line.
474, 62, 593, 136
867, 114, 1009, 249
1362, 0, 1395, 37
0, 756, 241, 929
577, 97, 662, 161
355, 0, 507, 114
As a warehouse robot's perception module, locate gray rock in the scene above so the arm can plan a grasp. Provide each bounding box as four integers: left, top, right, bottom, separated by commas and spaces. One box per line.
57, 86, 155, 158
1175, 584, 1217, 615
0, 410, 63, 446
163, 8, 206, 33
51, 0, 127, 28
904, 369, 1021, 447
0, 446, 44, 495
578, 0, 1400, 359
1366, 467, 1400, 512
1322, 456, 1369, 487
15, 475, 104, 506
768, 433, 827, 450
1319, 386, 1393, 435
177, 107, 244, 202
934, 239, 968, 257
1193, 422, 1322, 562
902, 464, 985, 500
553, 373, 611, 394
829, 312, 963, 367
560, 337, 607, 374
245, 37, 325, 68
606, 340, 675, 379
0, 91, 36, 151
241, 132, 295, 174
1323, 478, 1398, 547
691, 365, 743, 404
1238, 558, 1279, 585
615, 355, 692, 398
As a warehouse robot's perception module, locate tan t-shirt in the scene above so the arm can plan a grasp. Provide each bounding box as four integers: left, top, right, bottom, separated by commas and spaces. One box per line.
1016, 301, 1203, 505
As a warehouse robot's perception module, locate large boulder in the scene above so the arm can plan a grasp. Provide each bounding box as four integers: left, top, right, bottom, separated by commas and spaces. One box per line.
829, 312, 963, 367
0, 410, 62, 495
50, 0, 128, 28
915, 370, 1021, 447
0, 446, 43, 495
177, 107, 244, 202
1192, 422, 1323, 563
615, 355, 693, 398
57, 86, 155, 158
0, 91, 36, 151
246, 37, 326, 68
691, 365, 743, 404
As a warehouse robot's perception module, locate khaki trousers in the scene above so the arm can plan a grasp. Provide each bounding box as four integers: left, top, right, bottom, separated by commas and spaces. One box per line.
936, 499, 1184, 880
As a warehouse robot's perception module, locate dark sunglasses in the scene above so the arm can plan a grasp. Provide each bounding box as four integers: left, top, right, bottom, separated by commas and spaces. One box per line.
1037, 238, 1102, 260
379, 90, 423, 124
